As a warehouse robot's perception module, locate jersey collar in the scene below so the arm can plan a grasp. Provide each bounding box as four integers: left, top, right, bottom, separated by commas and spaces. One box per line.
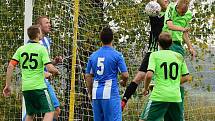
27, 40, 39, 43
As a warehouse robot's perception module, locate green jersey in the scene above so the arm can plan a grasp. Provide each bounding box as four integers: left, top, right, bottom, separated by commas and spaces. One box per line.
12, 41, 51, 91
162, 2, 192, 44
147, 50, 189, 102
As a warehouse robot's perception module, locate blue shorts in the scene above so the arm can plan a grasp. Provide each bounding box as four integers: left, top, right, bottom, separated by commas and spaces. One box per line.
92, 98, 122, 121
45, 79, 60, 108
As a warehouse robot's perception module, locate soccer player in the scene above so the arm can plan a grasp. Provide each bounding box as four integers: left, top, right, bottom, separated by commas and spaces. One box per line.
3, 25, 60, 121
162, 0, 195, 118
140, 32, 191, 121
35, 16, 62, 121
85, 27, 129, 121
162, 0, 195, 58
121, 0, 169, 109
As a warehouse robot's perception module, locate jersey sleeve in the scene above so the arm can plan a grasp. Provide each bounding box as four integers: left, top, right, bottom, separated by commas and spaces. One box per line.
118, 53, 128, 73
86, 57, 93, 74
147, 53, 155, 73
184, 11, 192, 27
12, 47, 21, 62
181, 60, 189, 76
165, 2, 175, 23
41, 46, 51, 65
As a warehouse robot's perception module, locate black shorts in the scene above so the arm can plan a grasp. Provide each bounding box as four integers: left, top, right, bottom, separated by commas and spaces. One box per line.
138, 52, 152, 72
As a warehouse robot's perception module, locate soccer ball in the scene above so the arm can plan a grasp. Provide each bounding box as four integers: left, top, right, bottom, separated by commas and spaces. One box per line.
145, 1, 161, 17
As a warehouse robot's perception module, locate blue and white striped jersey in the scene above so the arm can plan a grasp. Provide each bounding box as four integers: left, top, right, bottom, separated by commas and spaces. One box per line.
39, 36, 52, 73
39, 36, 52, 54
86, 46, 128, 99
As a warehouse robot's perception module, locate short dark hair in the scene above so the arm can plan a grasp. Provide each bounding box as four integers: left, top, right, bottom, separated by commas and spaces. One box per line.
100, 27, 113, 44
158, 32, 172, 49
35, 16, 49, 25
27, 25, 40, 40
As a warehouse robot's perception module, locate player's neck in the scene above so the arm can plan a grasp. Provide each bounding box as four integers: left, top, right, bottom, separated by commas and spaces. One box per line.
42, 33, 46, 38
33, 38, 40, 43
103, 43, 112, 47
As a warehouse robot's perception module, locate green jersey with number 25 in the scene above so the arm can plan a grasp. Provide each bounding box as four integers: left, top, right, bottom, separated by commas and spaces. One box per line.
12, 41, 51, 91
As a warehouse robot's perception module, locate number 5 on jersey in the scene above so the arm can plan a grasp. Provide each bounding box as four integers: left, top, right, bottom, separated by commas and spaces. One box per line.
97, 57, 105, 75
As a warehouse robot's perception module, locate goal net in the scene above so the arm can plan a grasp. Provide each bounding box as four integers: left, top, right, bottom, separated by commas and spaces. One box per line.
0, 0, 215, 121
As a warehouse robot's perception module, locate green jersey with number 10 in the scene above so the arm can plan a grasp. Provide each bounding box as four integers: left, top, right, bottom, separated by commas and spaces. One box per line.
12, 41, 51, 91
147, 50, 189, 102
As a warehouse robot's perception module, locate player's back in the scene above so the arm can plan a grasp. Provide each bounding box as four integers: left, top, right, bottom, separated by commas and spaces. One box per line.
13, 41, 51, 91
89, 46, 125, 99
148, 50, 187, 102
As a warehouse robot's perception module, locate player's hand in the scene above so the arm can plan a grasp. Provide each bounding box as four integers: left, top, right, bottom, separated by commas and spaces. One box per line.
143, 88, 149, 96
3, 85, 11, 97
182, 28, 189, 32
45, 72, 53, 80
119, 80, 127, 87
54, 56, 63, 64
189, 48, 196, 60
56, 70, 61, 75
88, 94, 92, 101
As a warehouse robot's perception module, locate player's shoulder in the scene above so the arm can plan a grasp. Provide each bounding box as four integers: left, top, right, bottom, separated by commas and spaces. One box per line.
185, 10, 192, 17
113, 49, 122, 55
35, 43, 48, 51
168, 2, 176, 9
15, 45, 25, 53
18, 45, 25, 50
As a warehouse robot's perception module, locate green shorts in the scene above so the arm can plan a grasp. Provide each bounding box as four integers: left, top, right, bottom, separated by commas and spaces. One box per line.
140, 86, 184, 121
23, 89, 54, 115
140, 100, 182, 121
169, 41, 185, 57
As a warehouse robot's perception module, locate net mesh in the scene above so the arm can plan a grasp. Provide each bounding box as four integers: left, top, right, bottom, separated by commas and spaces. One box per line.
0, 0, 215, 121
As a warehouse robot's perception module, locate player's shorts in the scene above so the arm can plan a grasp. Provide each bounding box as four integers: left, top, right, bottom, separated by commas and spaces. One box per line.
45, 79, 60, 108
140, 86, 185, 121
164, 86, 185, 121
92, 97, 122, 121
140, 100, 182, 121
139, 52, 152, 72
169, 41, 185, 57
23, 89, 54, 115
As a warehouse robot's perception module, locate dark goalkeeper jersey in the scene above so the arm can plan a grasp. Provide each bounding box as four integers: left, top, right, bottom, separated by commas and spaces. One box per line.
148, 13, 165, 52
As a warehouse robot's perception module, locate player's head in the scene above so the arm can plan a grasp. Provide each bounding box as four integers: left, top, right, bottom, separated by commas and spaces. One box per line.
158, 32, 172, 50
177, 0, 189, 15
100, 27, 113, 45
27, 25, 42, 41
157, 0, 169, 11
35, 16, 51, 35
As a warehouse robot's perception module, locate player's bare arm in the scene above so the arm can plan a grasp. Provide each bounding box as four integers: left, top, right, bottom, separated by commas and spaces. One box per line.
167, 21, 189, 32
85, 74, 93, 100
3, 62, 16, 97
183, 32, 196, 60
143, 71, 153, 96
119, 72, 129, 87
45, 63, 60, 75
180, 75, 192, 84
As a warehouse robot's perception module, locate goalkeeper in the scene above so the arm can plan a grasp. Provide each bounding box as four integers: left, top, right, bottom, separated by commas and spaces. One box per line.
121, 0, 169, 109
